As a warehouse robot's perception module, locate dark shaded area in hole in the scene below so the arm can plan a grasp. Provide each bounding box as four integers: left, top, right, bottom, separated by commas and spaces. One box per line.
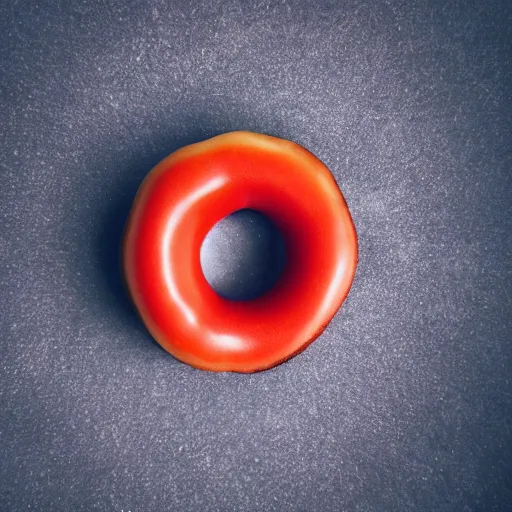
200, 209, 286, 301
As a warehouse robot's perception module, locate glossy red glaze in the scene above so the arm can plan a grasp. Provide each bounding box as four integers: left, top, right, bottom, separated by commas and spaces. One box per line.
123, 131, 358, 372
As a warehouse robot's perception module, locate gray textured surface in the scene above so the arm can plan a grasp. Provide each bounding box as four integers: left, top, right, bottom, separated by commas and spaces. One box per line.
1, 1, 512, 511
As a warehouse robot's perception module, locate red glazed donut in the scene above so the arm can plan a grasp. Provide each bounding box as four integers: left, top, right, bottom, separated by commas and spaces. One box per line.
123, 131, 357, 372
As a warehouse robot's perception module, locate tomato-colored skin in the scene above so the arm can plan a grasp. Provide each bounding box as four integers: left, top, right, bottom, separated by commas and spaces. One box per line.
123, 131, 358, 372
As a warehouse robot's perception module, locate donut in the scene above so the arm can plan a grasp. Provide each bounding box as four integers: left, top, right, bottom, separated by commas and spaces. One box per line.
123, 131, 358, 372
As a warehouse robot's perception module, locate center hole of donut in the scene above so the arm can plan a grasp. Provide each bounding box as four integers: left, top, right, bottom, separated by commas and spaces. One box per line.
200, 208, 286, 301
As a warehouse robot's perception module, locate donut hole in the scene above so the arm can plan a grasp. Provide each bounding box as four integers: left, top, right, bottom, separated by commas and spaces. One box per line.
200, 209, 286, 301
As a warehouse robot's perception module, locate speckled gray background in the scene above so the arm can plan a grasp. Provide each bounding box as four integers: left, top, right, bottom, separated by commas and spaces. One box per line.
1, 1, 511, 511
